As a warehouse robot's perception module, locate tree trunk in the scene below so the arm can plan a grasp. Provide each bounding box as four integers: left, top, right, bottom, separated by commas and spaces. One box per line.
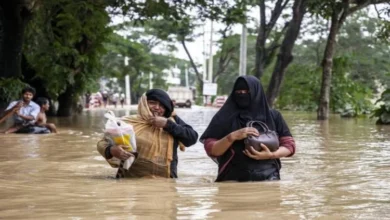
181, 40, 203, 85
57, 85, 75, 117
315, 0, 381, 120
254, 0, 289, 79
213, 26, 235, 83
266, 0, 307, 106
317, 8, 347, 120
254, 0, 267, 78
0, 1, 31, 78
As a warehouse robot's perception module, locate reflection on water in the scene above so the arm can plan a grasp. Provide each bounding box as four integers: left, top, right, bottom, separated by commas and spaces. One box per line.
0, 108, 390, 219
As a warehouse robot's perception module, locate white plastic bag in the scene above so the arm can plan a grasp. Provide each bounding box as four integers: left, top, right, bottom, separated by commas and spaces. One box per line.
103, 111, 137, 170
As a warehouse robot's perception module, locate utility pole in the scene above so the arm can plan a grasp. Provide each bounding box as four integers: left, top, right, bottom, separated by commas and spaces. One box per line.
203, 24, 207, 83
239, 23, 247, 76
124, 56, 131, 105
202, 23, 207, 105
185, 64, 189, 88
208, 20, 214, 83
205, 20, 214, 106
149, 72, 153, 89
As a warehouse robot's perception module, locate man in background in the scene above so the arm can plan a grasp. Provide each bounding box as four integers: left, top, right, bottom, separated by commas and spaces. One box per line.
120, 93, 125, 108
0, 87, 40, 133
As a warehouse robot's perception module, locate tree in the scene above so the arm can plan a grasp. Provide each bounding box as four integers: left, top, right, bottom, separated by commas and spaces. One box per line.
311, 0, 389, 120
101, 27, 189, 104
254, 0, 291, 78
0, 0, 35, 79
265, 0, 307, 106
140, 10, 244, 95
276, 10, 387, 115
1, 0, 241, 112
24, 0, 111, 116
0, 1, 37, 110
337, 13, 390, 89
212, 34, 258, 95
372, 88, 390, 124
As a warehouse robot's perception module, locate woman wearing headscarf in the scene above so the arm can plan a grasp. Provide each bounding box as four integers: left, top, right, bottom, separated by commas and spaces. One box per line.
97, 89, 198, 178
200, 76, 296, 182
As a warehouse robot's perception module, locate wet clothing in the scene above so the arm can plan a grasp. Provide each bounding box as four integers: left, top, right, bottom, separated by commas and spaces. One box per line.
16, 125, 51, 134
97, 89, 198, 178
164, 115, 198, 177
204, 126, 296, 182
200, 76, 296, 182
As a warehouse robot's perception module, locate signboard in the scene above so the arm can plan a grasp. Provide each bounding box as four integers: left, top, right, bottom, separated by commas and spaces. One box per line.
203, 83, 218, 96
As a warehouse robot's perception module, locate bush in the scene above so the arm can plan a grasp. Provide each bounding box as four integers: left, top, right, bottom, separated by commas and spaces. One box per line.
0, 77, 29, 102
372, 89, 390, 124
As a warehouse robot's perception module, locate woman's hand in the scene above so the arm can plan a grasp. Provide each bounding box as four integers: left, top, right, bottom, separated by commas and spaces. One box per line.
110, 145, 134, 160
229, 127, 259, 141
243, 144, 275, 160
148, 116, 168, 128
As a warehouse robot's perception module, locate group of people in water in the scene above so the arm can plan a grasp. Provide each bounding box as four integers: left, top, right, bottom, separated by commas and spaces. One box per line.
0, 87, 57, 134
97, 76, 296, 182
1, 76, 296, 182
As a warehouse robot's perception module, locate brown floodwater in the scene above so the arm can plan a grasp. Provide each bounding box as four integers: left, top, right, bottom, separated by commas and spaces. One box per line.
0, 107, 390, 219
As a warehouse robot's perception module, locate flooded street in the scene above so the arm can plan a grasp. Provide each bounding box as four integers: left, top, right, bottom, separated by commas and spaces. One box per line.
0, 107, 390, 219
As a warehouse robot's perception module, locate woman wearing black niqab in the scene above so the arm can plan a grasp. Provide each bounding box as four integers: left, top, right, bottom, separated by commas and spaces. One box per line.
200, 76, 296, 182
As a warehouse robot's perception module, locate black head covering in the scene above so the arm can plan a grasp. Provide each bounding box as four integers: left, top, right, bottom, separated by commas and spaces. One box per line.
200, 75, 275, 142
234, 78, 249, 90
233, 78, 251, 109
146, 89, 174, 118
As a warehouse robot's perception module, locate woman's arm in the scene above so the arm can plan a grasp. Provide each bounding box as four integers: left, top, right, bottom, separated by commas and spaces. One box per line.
271, 146, 292, 159
205, 134, 234, 157
97, 138, 133, 160
279, 136, 295, 157
272, 110, 296, 158
97, 138, 113, 159
204, 127, 260, 157
163, 116, 198, 146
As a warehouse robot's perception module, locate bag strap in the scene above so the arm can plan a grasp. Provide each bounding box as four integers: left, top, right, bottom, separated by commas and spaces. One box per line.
246, 120, 270, 132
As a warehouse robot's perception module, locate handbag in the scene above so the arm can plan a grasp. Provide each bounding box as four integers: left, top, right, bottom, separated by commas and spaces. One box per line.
244, 121, 279, 152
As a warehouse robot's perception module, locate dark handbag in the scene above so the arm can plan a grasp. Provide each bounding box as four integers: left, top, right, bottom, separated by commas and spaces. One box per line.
244, 121, 279, 152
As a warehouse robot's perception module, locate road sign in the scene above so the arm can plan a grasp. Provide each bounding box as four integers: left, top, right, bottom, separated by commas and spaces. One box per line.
203, 83, 218, 96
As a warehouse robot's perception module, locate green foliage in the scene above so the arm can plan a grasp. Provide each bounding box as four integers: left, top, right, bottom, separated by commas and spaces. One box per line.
141, 17, 197, 43
101, 25, 192, 101
330, 56, 373, 117
24, 0, 111, 99
213, 34, 258, 95
133, 2, 247, 93
109, 0, 246, 23
0, 78, 29, 102
276, 56, 373, 116
307, 0, 340, 18
276, 64, 321, 111
338, 13, 390, 89
378, 20, 390, 42
374, 4, 390, 43
273, 10, 387, 115
372, 88, 390, 124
